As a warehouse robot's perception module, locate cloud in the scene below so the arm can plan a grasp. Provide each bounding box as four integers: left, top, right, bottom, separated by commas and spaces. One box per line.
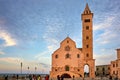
93, 48, 117, 66
35, 51, 51, 63
0, 30, 17, 47
93, 16, 115, 31
0, 18, 17, 47
0, 51, 5, 55
0, 19, 6, 24
94, 53, 116, 65
34, 53, 51, 73
44, 37, 59, 52
43, 16, 65, 51
93, 13, 120, 46
0, 57, 50, 73
0, 57, 23, 64
34, 19, 63, 70
39, 62, 50, 68
36, 16, 64, 60
92, 12, 120, 66
95, 30, 117, 44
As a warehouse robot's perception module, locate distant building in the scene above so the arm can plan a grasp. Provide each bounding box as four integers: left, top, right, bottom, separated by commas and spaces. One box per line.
96, 65, 110, 77
95, 49, 120, 79
50, 3, 95, 79
110, 49, 120, 78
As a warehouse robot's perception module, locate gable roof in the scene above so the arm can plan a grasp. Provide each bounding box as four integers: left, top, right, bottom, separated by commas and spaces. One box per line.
60, 37, 76, 45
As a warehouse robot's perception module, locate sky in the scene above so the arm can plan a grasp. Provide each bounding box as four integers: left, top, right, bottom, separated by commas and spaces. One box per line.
0, 0, 120, 74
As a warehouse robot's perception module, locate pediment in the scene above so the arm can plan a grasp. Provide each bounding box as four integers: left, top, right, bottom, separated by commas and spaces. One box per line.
60, 37, 76, 48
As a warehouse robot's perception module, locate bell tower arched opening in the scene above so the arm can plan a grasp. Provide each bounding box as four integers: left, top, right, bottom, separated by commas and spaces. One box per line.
84, 64, 89, 77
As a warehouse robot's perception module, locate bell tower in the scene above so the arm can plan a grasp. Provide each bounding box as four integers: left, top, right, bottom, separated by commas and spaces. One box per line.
81, 3, 93, 60
81, 3, 95, 78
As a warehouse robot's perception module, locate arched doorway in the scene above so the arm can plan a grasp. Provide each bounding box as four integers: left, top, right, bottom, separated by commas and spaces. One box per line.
84, 64, 89, 77
61, 73, 71, 78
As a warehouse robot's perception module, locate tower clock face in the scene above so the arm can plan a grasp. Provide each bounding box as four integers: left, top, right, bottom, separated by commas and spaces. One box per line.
65, 46, 70, 51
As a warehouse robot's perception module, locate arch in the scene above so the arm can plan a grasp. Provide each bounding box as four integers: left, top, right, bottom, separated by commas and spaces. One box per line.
61, 73, 71, 78
84, 64, 89, 77
65, 53, 70, 59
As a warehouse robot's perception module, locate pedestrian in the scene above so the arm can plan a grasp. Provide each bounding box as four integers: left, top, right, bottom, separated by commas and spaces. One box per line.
109, 75, 112, 80
33, 74, 37, 80
73, 75, 75, 80
57, 75, 60, 80
61, 75, 64, 80
37, 75, 41, 80
45, 75, 49, 80
5, 75, 8, 80
17, 74, 19, 80
115, 76, 118, 80
29, 74, 32, 80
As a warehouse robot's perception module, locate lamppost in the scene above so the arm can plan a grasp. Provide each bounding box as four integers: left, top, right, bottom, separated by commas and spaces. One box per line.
35, 67, 37, 74
21, 62, 22, 74
28, 66, 29, 74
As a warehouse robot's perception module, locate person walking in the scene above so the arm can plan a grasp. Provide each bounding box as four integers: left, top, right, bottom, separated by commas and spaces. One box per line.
109, 75, 112, 80
37, 75, 41, 80
57, 75, 60, 80
5, 75, 8, 80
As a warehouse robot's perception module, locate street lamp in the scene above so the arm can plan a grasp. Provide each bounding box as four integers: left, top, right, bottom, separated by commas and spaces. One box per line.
35, 67, 37, 74
21, 62, 22, 74
28, 66, 29, 74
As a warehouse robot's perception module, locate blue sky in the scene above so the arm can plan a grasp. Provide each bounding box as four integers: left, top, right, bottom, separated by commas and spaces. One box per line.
0, 0, 120, 74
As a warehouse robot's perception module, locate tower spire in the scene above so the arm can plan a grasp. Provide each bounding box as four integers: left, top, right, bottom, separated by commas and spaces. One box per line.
83, 3, 91, 14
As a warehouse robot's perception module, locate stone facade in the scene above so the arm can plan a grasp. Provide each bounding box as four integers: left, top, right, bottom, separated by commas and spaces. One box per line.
50, 4, 95, 79
96, 65, 110, 77
95, 49, 120, 79
110, 49, 120, 78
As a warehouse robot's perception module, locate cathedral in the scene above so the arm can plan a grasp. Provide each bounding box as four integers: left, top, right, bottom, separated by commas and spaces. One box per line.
50, 4, 95, 79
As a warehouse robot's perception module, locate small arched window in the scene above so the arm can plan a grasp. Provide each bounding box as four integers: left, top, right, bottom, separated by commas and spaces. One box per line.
55, 69, 57, 71
113, 71, 115, 74
116, 63, 118, 67
86, 26, 89, 30
65, 65, 69, 71
55, 54, 58, 59
86, 36, 89, 40
67, 40, 69, 43
77, 54, 80, 58
86, 45, 89, 48
97, 68, 99, 71
113, 64, 115, 67
102, 68, 105, 71
117, 71, 118, 74
86, 53, 89, 57
66, 53, 70, 59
